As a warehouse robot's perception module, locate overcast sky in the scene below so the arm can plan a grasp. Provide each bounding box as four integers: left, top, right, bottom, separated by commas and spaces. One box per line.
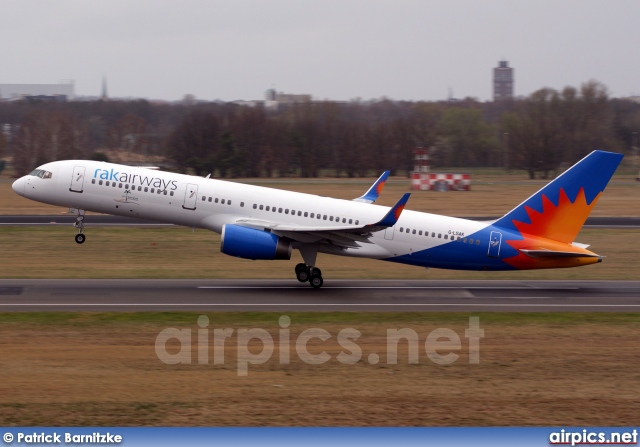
2, 1, 639, 102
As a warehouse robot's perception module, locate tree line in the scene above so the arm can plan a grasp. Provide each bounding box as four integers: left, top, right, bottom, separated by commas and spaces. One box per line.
1, 80, 638, 179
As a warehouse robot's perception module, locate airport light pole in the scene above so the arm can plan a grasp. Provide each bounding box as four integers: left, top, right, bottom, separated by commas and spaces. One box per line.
503, 132, 509, 172
634, 132, 639, 181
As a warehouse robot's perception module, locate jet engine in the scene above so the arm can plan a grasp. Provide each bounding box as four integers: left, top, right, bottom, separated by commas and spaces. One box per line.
220, 224, 292, 260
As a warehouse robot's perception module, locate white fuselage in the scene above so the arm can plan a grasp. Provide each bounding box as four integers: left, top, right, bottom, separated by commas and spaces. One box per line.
12, 160, 487, 263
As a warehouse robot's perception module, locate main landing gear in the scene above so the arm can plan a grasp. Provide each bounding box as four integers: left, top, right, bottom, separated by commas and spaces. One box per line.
73, 210, 86, 244
295, 263, 323, 289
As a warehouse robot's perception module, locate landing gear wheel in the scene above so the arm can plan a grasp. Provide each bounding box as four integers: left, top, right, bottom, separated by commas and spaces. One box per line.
310, 274, 323, 289
296, 267, 310, 283
295, 263, 308, 282
75, 233, 86, 244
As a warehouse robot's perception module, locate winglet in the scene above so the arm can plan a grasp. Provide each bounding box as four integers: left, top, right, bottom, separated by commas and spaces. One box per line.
369, 193, 410, 228
353, 171, 390, 203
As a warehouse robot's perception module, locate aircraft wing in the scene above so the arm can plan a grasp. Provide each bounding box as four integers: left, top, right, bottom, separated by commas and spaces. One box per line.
234, 193, 410, 248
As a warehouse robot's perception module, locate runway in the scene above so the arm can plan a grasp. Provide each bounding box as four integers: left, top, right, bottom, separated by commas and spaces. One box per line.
0, 279, 639, 312
1, 215, 639, 228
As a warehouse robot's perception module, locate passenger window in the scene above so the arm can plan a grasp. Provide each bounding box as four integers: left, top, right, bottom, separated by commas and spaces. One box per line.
413, 230, 416, 235
355, 220, 359, 225
438, 234, 442, 238
273, 207, 277, 212
138, 186, 142, 191
349, 219, 352, 224
469, 238, 474, 244
125, 184, 129, 189
285, 209, 289, 214
444, 235, 448, 240
457, 236, 461, 241
106, 181, 110, 186
99, 180, 103, 185
476, 240, 480, 245
221, 199, 226, 205
92, 179, 96, 184
119, 183, 123, 188
463, 238, 467, 243
265, 206, 269, 211
323, 215, 327, 220
144, 187, 148, 192
208, 197, 212, 202
215, 198, 219, 203
202, 196, 206, 201
260, 205, 264, 210
240, 202, 243, 207
150, 188, 154, 193
164, 191, 167, 195
304, 212, 308, 217
253, 204, 257, 209
419, 230, 422, 235
170, 191, 174, 196
400, 227, 404, 232
113, 183, 116, 187
431, 232, 435, 237
330, 216, 334, 221
298, 211, 302, 216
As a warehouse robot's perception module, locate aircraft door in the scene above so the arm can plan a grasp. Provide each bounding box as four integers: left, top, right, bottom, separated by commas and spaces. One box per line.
182, 183, 198, 210
384, 226, 395, 240
69, 166, 86, 193
487, 231, 502, 258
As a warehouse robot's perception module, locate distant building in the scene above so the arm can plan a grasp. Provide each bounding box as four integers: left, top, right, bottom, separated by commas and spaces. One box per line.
264, 89, 312, 110
0, 81, 75, 101
493, 60, 514, 101
101, 76, 108, 101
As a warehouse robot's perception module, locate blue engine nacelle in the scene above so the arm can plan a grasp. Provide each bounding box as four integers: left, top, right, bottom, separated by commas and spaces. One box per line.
220, 224, 292, 260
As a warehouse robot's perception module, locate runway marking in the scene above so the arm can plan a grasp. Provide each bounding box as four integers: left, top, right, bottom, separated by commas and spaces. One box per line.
197, 286, 581, 290
1, 303, 639, 307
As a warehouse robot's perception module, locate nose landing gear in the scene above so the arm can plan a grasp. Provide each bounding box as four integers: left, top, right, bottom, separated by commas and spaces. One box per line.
73, 210, 86, 244
295, 263, 323, 289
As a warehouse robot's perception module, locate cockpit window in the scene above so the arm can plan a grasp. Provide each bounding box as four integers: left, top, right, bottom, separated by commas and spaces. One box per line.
28, 169, 53, 179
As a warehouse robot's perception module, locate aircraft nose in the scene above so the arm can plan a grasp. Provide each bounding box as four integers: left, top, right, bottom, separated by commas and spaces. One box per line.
12, 177, 25, 197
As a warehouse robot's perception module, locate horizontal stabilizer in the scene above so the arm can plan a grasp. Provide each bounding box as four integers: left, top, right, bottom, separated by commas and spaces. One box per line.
519, 249, 600, 258
353, 171, 390, 203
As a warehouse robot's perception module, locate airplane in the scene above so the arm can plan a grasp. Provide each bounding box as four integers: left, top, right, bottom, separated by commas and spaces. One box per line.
11, 150, 623, 288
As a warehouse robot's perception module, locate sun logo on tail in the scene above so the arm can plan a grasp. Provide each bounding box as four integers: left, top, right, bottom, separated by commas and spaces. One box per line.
503, 187, 601, 269
510, 187, 600, 244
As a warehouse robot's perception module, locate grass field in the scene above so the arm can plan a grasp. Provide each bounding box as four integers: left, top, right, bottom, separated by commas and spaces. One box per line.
1, 312, 639, 426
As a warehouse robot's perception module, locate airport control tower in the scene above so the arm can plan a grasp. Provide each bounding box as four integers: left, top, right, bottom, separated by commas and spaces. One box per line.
493, 60, 514, 101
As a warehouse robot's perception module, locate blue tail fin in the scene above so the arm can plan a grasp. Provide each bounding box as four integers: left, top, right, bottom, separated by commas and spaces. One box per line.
493, 150, 623, 243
